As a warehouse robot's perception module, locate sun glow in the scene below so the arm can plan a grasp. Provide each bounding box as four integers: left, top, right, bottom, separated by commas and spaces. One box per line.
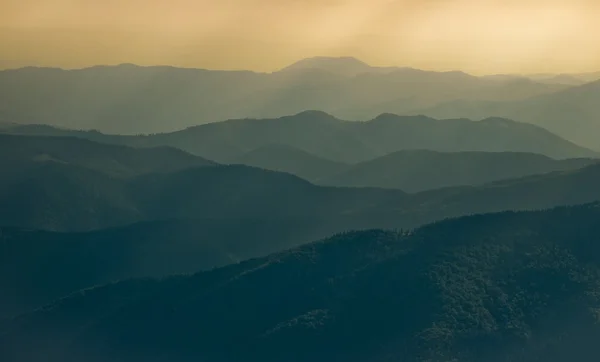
1, 0, 599, 73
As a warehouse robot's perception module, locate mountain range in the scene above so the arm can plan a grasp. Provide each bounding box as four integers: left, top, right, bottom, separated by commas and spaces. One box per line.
231, 145, 597, 192
0, 58, 574, 134
3, 134, 600, 321
3, 56, 600, 362
2, 111, 596, 163
2, 133, 600, 234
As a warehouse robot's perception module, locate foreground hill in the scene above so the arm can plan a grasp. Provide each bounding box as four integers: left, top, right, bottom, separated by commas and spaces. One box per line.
3, 203, 600, 362
0, 61, 565, 134
0, 217, 354, 318
3, 160, 600, 320
0, 134, 214, 177
2, 111, 596, 163
320, 150, 596, 192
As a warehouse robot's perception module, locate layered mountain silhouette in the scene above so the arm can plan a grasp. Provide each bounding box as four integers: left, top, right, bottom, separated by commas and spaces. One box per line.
231, 144, 349, 182
3, 203, 600, 362
0, 59, 568, 134
3, 136, 600, 321
0, 217, 357, 319
231, 145, 597, 192
420, 79, 600, 151
0, 134, 214, 177
2, 112, 596, 162
2, 133, 600, 233
4, 55, 600, 362
319, 150, 596, 192
0, 160, 412, 231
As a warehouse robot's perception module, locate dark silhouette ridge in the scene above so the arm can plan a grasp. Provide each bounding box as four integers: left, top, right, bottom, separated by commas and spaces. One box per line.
3, 203, 600, 362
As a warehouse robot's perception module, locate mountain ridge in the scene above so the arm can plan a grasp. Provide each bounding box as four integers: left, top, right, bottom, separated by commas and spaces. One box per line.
2, 112, 596, 163
320, 149, 597, 192
0, 61, 571, 134
418, 79, 600, 151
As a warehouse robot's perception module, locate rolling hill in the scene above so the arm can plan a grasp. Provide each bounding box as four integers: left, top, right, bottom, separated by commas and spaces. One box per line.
0, 134, 214, 177
420, 80, 600, 151
231, 144, 349, 182
2, 111, 596, 163
3, 203, 600, 362
2, 136, 600, 233
3, 153, 600, 321
0, 160, 410, 231
0, 217, 357, 319
320, 150, 597, 192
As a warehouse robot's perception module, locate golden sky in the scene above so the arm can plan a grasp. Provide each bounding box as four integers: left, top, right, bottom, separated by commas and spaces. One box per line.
1, 0, 599, 74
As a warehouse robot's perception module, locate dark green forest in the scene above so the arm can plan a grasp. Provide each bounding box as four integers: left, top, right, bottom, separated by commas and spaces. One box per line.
3, 204, 600, 362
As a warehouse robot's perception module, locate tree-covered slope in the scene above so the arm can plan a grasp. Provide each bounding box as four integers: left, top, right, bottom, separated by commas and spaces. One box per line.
0, 217, 354, 318
0, 134, 214, 178
3, 162, 600, 319
3, 204, 600, 362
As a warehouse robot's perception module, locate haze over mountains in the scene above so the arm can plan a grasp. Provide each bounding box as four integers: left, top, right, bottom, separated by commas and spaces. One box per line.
2, 57, 594, 136
420, 79, 600, 151
318, 150, 596, 192
1, 111, 596, 163
3, 132, 600, 324
0, 134, 214, 177
3, 54, 600, 362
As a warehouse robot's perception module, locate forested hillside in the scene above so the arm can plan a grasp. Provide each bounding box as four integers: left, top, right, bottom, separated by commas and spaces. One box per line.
3, 204, 600, 362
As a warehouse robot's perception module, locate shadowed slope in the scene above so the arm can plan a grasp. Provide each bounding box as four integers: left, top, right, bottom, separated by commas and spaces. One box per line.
321, 150, 596, 192
3, 204, 600, 362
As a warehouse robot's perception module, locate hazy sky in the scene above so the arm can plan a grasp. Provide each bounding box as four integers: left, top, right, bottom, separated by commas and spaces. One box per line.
1, 0, 599, 74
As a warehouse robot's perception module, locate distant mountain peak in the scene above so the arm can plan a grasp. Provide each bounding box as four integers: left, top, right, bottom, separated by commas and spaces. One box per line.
285, 110, 341, 122
279, 56, 375, 76
371, 113, 436, 123
285, 56, 370, 67
292, 110, 335, 117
